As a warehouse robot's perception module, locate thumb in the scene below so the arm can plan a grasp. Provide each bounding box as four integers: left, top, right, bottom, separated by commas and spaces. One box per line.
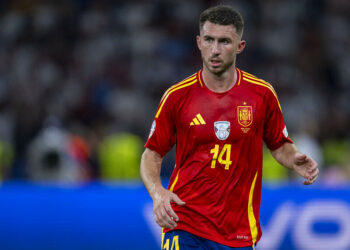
295, 153, 307, 164
171, 193, 186, 206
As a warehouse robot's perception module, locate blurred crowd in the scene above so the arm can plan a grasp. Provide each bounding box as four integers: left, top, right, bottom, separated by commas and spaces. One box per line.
0, 0, 349, 183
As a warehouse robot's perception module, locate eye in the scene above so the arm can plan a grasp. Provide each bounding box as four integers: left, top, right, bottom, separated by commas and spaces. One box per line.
220, 39, 231, 45
204, 36, 214, 43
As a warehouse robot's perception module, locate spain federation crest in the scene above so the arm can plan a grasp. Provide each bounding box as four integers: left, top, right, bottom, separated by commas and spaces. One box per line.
237, 106, 253, 127
214, 121, 230, 140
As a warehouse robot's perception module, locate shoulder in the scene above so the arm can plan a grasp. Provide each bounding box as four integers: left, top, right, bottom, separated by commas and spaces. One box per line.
239, 69, 282, 110
239, 69, 276, 94
155, 72, 200, 118
161, 72, 200, 100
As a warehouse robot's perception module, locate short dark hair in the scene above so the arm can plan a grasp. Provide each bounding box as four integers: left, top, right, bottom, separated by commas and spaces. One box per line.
199, 5, 244, 36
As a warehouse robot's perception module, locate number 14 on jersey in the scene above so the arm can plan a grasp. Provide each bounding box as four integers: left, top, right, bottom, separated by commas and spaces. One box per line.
210, 144, 232, 170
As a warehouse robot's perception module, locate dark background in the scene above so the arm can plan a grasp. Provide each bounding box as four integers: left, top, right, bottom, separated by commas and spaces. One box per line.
0, 0, 349, 183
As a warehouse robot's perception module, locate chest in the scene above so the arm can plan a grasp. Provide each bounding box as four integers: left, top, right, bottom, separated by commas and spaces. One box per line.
176, 88, 266, 144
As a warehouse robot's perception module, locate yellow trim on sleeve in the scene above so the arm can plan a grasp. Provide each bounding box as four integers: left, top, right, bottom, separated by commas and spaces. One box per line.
242, 73, 278, 98
248, 172, 258, 249
242, 73, 275, 90
243, 76, 275, 92
169, 170, 180, 192
160, 75, 196, 102
155, 79, 197, 118
242, 77, 282, 111
241, 71, 258, 79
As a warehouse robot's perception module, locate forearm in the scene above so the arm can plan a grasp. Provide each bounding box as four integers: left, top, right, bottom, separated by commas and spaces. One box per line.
270, 142, 299, 170
140, 148, 164, 199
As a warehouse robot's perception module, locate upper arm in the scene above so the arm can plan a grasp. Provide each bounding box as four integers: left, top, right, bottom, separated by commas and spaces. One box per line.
263, 89, 293, 150
141, 148, 163, 165
144, 91, 177, 157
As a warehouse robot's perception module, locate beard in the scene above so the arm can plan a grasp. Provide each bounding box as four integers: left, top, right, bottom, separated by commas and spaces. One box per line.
202, 55, 235, 77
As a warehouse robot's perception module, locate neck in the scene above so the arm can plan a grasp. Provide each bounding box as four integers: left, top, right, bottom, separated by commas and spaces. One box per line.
202, 65, 237, 93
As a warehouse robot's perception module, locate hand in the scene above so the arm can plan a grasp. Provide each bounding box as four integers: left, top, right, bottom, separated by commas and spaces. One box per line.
292, 153, 319, 185
153, 188, 185, 229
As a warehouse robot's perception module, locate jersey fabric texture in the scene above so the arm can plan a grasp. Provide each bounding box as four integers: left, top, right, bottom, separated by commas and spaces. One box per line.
145, 68, 293, 248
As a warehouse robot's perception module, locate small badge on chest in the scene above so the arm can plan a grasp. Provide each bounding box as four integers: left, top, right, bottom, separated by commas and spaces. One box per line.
237, 104, 253, 133
214, 121, 231, 140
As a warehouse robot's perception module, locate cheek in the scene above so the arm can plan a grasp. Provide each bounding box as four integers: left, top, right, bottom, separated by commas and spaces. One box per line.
200, 45, 211, 55
223, 47, 236, 57
200, 42, 208, 49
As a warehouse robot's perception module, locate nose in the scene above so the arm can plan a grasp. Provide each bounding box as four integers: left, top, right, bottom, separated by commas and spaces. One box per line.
211, 41, 220, 55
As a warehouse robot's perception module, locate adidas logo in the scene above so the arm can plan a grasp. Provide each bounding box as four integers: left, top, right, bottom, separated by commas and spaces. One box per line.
190, 114, 206, 126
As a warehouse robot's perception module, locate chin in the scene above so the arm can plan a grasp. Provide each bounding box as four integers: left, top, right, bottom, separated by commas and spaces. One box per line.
209, 66, 225, 75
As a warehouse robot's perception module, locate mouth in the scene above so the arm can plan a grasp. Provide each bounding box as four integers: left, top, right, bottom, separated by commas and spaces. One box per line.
209, 58, 222, 67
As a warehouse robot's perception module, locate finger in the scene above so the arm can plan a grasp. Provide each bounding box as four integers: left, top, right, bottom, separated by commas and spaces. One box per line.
162, 215, 176, 229
154, 211, 163, 227
160, 206, 177, 229
305, 157, 317, 168
309, 170, 319, 182
303, 172, 318, 185
308, 167, 319, 177
165, 202, 179, 222
295, 154, 307, 164
171, 194, 186, 206
155, 209, 164, 225
307, 164, 318, 173
303, 180, 312, 185
305, 167, 317, 179
307, 164, 319, 176
303, 177, 314, 185
155, 207, 172, 228
157, 212, 170, 228
310, 175, 318, 183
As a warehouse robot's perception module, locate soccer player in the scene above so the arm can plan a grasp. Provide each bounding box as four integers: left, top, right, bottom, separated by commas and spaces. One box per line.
140, 5, 319, 250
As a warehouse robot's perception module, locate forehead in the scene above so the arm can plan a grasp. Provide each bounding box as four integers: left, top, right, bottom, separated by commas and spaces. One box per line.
200, 21, 239, 38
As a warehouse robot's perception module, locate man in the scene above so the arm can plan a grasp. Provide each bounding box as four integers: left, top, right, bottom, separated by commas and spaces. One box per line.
140, 5, 319, 250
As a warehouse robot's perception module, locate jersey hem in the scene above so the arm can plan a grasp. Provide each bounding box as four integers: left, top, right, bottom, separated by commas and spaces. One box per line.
165, 225, 261, 248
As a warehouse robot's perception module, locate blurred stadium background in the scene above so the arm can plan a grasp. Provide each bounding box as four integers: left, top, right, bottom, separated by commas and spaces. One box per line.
0, 0, 349, 249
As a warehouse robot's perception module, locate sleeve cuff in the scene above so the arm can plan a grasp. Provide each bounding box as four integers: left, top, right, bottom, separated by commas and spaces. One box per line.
267, 137, 293, 151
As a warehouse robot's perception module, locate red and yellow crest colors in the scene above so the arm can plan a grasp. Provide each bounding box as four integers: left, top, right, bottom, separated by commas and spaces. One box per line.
237, 105, 253, 127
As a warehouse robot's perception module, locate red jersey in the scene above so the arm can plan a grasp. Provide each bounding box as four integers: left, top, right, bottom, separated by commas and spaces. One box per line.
145, 68, 292, 248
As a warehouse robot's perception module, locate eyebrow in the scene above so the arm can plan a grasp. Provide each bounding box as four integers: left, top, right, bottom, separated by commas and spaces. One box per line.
203, 35, 232, 41
218, 37, 232, 42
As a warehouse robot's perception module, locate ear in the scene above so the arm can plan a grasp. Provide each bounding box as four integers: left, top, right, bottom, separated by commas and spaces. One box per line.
196, 35, 201, 51
236, 40, 246, 54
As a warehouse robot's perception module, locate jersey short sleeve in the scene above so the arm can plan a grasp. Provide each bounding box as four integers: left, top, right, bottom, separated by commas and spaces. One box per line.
145, 92, 176, 157
263, 89, 293, 150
